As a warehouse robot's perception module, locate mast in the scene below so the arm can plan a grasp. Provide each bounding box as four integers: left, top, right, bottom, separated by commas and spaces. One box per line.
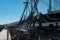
28, 0, 39, 18
19, 0, 29, 23
48, 0, 52, 13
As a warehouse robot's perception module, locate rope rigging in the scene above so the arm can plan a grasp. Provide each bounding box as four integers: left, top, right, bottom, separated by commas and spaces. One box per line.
27, 0, 39, 19
19, 0, 30, 24
39, 0, 60, 11
19, 0, 40, 24
19, 0, 60, 24
40, 0, 55, 11
57, 0, 60, 9
54, 0, 58, 10
53, 0, 60, 10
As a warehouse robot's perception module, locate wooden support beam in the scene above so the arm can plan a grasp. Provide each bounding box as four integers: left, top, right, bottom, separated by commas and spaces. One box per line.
7, 29, 9, 40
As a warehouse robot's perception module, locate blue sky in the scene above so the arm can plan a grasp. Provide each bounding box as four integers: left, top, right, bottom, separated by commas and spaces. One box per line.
0, 0, 49, 24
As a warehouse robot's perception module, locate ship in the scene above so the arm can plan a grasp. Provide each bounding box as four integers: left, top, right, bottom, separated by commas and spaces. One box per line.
0, 0, 60, 40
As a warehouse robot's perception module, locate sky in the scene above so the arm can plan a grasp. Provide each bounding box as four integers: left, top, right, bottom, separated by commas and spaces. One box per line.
0, 0, 25, 24
0, 0, 49, 24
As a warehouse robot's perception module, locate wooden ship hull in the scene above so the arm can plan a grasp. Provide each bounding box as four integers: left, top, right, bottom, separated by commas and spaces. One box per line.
5, 12, 60, 40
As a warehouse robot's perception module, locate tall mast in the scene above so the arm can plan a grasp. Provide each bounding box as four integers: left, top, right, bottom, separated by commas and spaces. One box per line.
48, 0, 52, 12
